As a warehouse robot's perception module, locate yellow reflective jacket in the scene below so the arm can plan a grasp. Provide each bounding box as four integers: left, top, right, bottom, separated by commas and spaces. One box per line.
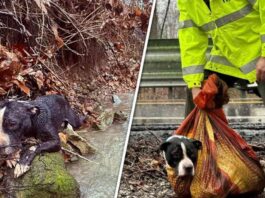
178, 0, 265, 88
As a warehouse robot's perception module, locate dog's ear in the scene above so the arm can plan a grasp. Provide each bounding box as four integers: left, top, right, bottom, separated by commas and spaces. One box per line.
160, 141, 171, 151
191, 139, 202, 150
23, 103, 40, 116
28, 106, 39, 115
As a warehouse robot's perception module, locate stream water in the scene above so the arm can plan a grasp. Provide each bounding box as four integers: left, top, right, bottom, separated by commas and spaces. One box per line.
67, 93, 133, 198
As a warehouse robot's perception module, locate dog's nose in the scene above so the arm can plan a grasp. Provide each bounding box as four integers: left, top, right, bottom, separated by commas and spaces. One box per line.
185, 165, 193, 174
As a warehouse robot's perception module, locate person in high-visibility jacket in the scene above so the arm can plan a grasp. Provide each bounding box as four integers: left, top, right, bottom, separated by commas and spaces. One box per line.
178, 0, 265, 115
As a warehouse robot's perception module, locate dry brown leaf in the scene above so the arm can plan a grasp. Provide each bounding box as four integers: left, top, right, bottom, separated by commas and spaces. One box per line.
134, 7, 142, 17
150, 160, 160, 167
114, 42, 124, 52
12, 79, 30, 96
20, 68, 34, 76
35, 70, 44, 89
59, 132, 68, 144
51, 24, 64, 49
0, 45, 20, 74
45, 90, 59, 95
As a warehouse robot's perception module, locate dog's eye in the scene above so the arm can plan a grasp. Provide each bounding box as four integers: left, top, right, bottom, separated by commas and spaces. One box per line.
172, 150, 181, 158
5, 120, 18, 129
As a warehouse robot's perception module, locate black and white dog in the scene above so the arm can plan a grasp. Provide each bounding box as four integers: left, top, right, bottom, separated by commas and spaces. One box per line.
0, 95, 83, 178
160, 135, 202, 177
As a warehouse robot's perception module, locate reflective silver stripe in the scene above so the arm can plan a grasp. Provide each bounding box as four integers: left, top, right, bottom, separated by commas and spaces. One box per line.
200, 4, 254, 32
262, 35, 265, 43
179, 20, 196, 29
247, 0, 256, 5
209, 55, 233, 66
201, 22, 216, 32
216, 4, 253, 28
240, 57, 259, 74
209, 55, 258, 74
182, 65, 204, 75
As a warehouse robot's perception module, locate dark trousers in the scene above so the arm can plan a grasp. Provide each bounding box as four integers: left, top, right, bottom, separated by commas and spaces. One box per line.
184, 71, 265, 116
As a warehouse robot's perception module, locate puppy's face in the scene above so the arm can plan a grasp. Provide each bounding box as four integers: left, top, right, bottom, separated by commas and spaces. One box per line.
0, 101, 38, 155
160, 135, 202, 177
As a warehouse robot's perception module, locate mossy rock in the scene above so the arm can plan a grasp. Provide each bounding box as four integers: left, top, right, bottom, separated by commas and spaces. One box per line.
2, 153, 80, 198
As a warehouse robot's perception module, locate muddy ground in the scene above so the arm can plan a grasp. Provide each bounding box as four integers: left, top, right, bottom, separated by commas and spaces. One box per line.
118, 124, 265, 198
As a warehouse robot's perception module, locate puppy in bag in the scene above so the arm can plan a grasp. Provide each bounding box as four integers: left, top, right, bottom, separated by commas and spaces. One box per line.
164, 74, 265, 198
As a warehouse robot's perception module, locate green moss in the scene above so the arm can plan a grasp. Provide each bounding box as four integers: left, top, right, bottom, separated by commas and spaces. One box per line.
11, 153, 80, 198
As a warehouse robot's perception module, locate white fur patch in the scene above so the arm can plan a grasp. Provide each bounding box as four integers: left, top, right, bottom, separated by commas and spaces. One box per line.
29, 146, 37, 152
178, 142, 194, 176
17, 100, 29, 104
14, 163, 30, 178
162, 151, 169, 166
166, 135, 188, 142
0, 107, 10, 152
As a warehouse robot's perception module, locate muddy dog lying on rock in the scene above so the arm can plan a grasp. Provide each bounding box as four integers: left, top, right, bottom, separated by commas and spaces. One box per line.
0, 95, 83, 178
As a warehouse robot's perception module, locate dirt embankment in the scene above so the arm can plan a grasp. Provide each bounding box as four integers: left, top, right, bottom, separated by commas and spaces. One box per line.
0, 0, 151, 128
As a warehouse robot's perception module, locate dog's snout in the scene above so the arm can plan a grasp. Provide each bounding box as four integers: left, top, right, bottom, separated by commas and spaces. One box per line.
178, 162, 195, 177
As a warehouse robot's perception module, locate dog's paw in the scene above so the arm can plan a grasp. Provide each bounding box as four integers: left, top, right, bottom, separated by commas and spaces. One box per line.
14, 163, 30, 178
6, 159, 17, 168
5, 149, 21, 168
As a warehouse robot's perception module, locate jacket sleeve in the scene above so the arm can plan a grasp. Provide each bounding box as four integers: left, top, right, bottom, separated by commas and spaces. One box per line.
251, 0, 265, 57
178, 0, 208, 88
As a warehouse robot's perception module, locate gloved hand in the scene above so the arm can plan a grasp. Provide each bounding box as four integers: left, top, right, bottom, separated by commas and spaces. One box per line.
256, 57, 265, 82
192, 87, 201, 100
193, 74, 229, 110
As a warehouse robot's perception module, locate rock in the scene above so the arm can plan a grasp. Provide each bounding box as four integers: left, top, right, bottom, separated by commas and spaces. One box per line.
67, 134, 96, 155
112, 94, 122, 105
63, 125, 96, 155
94, 109, 115, 131
114, 111, 128, 122
2, 153, 80, 198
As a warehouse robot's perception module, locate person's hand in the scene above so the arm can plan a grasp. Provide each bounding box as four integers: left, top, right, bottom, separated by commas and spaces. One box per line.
192, 87, 201, 99
256, 57, 265, 82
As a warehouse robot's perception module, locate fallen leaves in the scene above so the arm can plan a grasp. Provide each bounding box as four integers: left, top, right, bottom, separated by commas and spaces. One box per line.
0, 45, 61, 97
51, 24, 64, 50
0, 45, 29, 96
0, 0, 151, 132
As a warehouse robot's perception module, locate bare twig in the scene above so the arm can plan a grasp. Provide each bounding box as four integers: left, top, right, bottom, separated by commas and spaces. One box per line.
61, 147, 99, 164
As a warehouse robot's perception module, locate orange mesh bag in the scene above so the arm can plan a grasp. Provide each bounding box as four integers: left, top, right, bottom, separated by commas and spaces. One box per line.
166, 74, 265, 198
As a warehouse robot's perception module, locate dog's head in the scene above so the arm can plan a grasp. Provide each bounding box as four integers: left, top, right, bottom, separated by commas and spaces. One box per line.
0, 100, 39, 155
160, 135, 202, 177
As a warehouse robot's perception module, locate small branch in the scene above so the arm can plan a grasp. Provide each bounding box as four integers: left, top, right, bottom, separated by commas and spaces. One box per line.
61, 147, 99, 164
